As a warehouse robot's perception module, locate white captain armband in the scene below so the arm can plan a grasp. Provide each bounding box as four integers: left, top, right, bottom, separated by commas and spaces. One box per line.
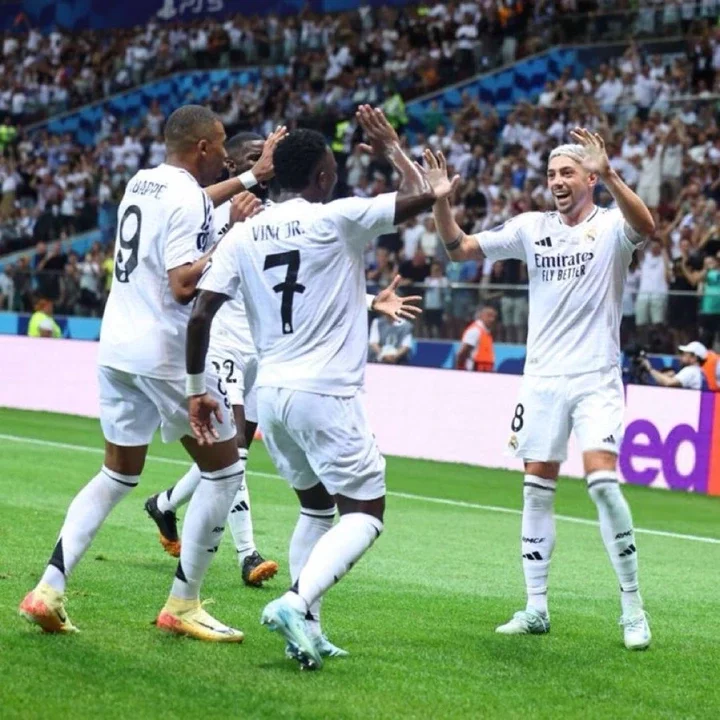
239, 170, 257, 190
185, 373, 206, 397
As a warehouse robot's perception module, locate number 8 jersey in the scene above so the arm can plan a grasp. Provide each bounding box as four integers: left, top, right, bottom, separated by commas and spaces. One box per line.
198, 193, 397, 397
99, 164, 214, 379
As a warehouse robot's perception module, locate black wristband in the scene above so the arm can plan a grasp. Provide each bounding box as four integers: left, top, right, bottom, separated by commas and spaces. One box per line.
444, 232, 463, 252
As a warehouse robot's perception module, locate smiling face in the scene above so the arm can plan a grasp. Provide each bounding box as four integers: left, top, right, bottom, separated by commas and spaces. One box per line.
546, 154, 596, 218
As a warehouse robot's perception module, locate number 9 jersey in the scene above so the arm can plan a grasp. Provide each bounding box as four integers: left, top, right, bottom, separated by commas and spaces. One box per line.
99, 164, 214, 379
198, 193, 397, 397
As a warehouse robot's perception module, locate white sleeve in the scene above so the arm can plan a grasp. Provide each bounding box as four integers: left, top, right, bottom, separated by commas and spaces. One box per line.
327, 192, 398, 250
165, 190, 213, 271
197, 229, 241, 298
368, 318, 380, 345
473, 216, 528, 262
675, 365, 702, 390
461, 325, 480, 349
608, 207, 646, 250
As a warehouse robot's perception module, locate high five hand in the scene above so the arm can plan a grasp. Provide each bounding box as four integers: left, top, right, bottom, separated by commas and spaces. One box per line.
422, 149, 461, 201
251, 125, 288, 183
356, 105, 399, 156
569, 127, 611, 177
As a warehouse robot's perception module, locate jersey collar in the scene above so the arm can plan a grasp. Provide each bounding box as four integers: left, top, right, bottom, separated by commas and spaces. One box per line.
558, 205, 599, 227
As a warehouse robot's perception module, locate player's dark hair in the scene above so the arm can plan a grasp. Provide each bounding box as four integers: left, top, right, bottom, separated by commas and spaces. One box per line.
273, 128, 328, 191
226, 131, 264, 155
164, 105, 220, 152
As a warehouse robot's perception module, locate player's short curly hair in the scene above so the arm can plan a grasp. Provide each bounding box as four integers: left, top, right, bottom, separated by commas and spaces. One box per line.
273, 129, 328, 191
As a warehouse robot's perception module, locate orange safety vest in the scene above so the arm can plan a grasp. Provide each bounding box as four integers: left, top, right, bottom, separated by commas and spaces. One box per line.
463, 320, 495, 372
702, 351, 719, 392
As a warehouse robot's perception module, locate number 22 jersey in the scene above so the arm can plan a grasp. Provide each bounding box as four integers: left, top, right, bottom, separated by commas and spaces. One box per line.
98, 164, 214, 379
198, 193, 397, 397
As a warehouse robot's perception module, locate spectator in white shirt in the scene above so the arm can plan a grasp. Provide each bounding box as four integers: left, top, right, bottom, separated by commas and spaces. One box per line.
636, 239, 671, 339
633, 66, 656, 120
594, 69, 623, 112
621, 253, 641, 346
660, 127, 684, 193
401, 216, 424, 261
0, 264, 15, 310
423, 261, 450, 338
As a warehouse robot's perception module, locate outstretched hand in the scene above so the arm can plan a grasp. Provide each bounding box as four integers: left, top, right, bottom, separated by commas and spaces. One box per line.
356, 104, 399, 157
372, 275, 422, 322
422, 149, 461, 201
569, 127, 611, 178
188, 393, 223, 446
251, 125, 288, 183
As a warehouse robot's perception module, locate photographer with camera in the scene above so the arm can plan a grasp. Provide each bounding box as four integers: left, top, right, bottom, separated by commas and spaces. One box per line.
639, 342, 709, 390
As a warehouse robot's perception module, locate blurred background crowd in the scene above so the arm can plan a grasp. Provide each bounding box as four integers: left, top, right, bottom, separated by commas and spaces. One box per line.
0, 0, 719, 355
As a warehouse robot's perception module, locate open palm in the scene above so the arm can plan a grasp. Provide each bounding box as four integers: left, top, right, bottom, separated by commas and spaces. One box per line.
569, 127, 610, 177
422, 149, 461, 201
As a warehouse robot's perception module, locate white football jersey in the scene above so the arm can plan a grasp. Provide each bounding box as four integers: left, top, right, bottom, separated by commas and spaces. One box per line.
199, 192, 397, 396
474, 207, 642, 377
208, 199, 256, 358
98, 164, 214, 379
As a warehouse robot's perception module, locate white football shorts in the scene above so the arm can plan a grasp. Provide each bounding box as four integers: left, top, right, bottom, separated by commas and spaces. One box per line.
98, 364, 237, 446
206, 342, 258, 423
507, 365, 624, 463
258, 387, 386, 500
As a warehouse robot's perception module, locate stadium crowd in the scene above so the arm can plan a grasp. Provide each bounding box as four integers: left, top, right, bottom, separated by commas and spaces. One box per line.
1, 2, 720, 351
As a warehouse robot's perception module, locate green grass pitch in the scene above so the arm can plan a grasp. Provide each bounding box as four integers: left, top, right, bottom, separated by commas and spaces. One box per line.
1, 407, 719, 719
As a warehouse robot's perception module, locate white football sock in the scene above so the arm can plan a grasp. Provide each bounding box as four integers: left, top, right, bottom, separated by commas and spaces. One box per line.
227, 477, 256, 564
521, 475, 556, 616
284, 512, 382, 612
587, 471, 642, 613
157, 464, 201, 513
170, 454, 246, 601
41, 466, 138, 592
288, 506, 336, 625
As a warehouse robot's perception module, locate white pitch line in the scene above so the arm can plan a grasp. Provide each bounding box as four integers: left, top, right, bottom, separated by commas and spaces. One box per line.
2, 433, 719, 546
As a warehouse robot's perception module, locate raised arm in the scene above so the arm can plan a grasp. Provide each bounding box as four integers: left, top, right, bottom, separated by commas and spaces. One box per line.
356, 106, 457, 224
570, 128, 655, 239
425, 150, 483, 262
205, 126, 287, 207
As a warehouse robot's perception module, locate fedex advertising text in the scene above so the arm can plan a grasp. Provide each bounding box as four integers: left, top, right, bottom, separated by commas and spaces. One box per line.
1, 337, 717, 496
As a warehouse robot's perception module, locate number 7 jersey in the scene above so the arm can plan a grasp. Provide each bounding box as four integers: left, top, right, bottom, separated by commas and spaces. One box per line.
99, 164, 214, 379
198, 193, 397, 397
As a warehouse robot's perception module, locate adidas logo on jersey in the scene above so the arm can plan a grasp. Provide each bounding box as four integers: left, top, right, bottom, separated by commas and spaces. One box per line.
535, 237, 552, 247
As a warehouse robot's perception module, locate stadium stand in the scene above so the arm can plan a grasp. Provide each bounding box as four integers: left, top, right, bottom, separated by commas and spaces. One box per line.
1, 0, 719, 358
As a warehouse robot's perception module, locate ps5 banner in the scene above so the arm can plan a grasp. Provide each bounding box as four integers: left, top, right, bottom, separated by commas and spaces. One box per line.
1, 0, 411, 30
